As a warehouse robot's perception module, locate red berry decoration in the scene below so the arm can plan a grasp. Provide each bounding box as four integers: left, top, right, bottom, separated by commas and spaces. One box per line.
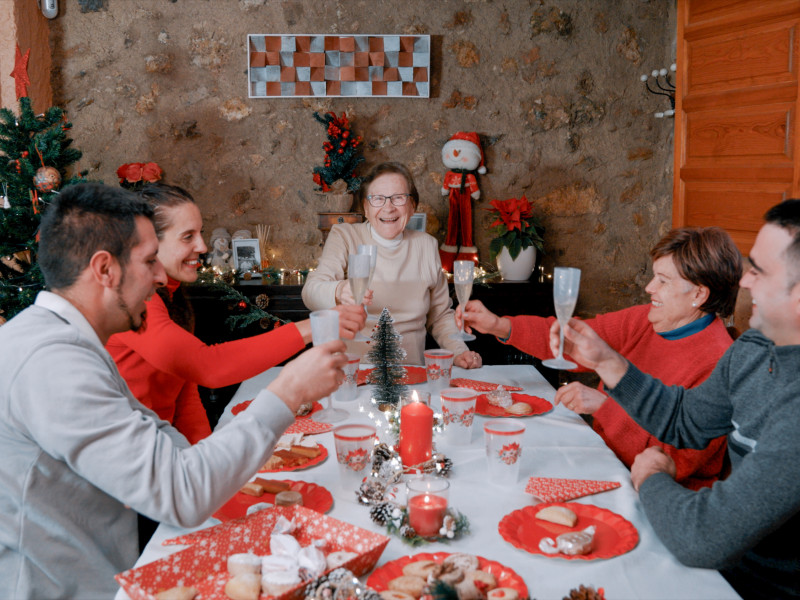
237, 300, 248, 310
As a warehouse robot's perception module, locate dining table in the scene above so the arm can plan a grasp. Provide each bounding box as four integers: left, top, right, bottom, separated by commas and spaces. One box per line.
115, 364, 741, 600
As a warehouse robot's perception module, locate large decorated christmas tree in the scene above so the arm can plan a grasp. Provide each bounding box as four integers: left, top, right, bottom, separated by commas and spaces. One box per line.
0, 46, 84, 323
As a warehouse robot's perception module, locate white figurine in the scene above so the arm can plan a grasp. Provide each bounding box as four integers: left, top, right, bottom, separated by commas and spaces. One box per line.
207, 228, 233, 269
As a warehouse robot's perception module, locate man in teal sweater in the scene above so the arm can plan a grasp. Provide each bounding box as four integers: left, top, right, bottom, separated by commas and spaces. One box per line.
556, 199, 800, 600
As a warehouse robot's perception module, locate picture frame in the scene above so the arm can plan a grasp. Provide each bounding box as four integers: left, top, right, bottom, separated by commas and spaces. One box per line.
232, 238, 261, 275
406, 212, 427, 232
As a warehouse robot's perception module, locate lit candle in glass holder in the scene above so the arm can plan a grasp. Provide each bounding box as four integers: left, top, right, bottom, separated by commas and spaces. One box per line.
406, 476, 449, 538
399, 390, 433, 471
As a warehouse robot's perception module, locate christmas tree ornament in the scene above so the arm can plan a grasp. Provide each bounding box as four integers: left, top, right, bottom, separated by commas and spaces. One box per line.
9, 45, 31, 100
439, 131, 486, 271
33, 166, 61, 192
1, 183, 9, 209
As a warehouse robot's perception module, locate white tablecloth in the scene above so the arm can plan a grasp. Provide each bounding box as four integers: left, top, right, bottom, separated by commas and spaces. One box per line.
117, 365, 740, 600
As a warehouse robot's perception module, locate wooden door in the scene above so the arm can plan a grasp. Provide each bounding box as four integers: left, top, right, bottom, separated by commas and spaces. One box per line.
673, 0, 800, 253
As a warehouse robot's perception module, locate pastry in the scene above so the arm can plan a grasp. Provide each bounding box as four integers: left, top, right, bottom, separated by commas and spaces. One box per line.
262, 454, 284, 470
506, 402, 533, 416
487, 588, 519, 600
326, 550, 357, 570
155, 586, 198, 600
539, 525, 596, 556
442, 553, 480, 572
298, 545, 327, 578
535, 505, 578, 527
380, 591, 415, 600
433, 562, 464, 585
239, 482, 264, 497
224, 573, 261, 600
455, 578, 487, 600
253, 478, 291, 494
388, 575, 427, 599
464, 570, 497, 592
403, 559, 441, 579
227, 552, 262, 576
275, 490, 304, 507
291, 444, 321, 458
270, 533, 302, 556
261, 569, 301, 596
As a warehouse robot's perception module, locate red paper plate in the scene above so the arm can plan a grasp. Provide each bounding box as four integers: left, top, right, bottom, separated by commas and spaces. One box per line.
258, 444, 328, 473
476, 393, 553, 417
498, 503, 639, 560
213, 479, 333, 521
357, 365, 427, 386
367, 552, 529, 599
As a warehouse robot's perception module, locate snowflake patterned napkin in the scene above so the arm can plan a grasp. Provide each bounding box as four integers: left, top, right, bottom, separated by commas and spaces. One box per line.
231, 400, 332, 434
450, 378, 523, 392
525, 477, 621, 503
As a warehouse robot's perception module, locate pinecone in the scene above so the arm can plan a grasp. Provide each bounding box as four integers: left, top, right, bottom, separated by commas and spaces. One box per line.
563, 584, 605, 600
436, 455, 453, 477
399, 524, 417, 539
373, 442, 394, 467
369, 502, 394, 525
357, 480, 385, 505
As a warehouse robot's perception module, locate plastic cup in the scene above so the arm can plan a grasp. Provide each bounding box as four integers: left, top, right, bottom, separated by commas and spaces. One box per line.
406, 475, 449, 538
332, 353, 360, 403
440, 387, 477, 445
333, 424, 376, 492
483, 419, 526, 486
424, 349, 455, 391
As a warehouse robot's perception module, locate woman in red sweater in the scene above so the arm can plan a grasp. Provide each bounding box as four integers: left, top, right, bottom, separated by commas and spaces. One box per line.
459, 227, 743, 490
106, 183, 365, 444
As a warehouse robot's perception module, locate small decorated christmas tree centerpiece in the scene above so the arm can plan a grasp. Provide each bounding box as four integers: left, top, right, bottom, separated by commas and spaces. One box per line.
366, 308, 408, 408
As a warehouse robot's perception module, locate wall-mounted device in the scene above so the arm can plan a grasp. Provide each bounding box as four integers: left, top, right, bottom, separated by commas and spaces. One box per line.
38, 0, 58, 19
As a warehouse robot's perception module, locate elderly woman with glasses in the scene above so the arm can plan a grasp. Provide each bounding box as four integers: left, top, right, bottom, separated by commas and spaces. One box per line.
303, 162, 482, 369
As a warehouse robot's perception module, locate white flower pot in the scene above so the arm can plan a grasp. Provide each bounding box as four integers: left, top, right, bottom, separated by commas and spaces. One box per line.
496, 245, 537, 281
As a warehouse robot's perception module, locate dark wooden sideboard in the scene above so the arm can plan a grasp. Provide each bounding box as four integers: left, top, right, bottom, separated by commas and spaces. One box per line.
184, 277, 556, 424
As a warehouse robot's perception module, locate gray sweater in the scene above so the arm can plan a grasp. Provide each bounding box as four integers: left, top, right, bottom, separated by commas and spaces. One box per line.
609, 329, 800, 599
0, 293, 294, 599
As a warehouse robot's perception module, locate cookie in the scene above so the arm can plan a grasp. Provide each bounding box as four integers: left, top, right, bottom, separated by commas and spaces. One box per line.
388, 575, 427, 599
535, 505, 577, 527
434, 563, 464, 585
403, 559, 442, 579
275, 490, 303, 507
488, 588, 519, 600
464, 570, 497, 591
224, 573, 261, 600
442, 553, 480, 572
506, 402, 533, 416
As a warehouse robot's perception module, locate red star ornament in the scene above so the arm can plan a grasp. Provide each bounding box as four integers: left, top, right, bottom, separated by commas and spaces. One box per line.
10, 45, 31, 100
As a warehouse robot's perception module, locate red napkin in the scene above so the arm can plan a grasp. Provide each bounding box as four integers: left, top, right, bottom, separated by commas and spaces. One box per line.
357, 365, 427, 386
450, 378, 522, 392
525, 477, 621, 503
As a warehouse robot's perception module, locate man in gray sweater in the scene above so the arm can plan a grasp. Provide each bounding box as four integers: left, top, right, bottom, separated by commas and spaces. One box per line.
0, 183, 354, 598
556, 199, 800, 600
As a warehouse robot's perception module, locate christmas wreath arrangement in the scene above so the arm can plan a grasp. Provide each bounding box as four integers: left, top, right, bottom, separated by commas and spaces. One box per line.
356, 443, 469, 547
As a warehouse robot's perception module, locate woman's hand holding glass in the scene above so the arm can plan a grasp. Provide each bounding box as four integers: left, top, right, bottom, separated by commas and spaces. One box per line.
347, 253, 372, 341
357, 244, 378, 323
455, 299, 512, 340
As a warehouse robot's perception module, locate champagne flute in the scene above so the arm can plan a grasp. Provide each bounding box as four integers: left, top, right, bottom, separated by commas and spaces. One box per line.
542, 267, 581, 370
310, 309, 349, 423
357, 244, 378, 324
348, 253, 372, 342
451, 260, 476, 341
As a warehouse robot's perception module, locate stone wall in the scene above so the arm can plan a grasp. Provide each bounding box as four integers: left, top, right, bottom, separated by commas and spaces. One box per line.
50, 0, 676, 316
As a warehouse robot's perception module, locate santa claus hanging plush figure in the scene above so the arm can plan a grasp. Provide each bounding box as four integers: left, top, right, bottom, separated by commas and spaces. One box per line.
439, 131, 486, 271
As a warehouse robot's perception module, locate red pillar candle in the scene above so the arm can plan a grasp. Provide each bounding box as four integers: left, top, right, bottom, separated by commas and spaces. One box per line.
407, 493, 448, 537
399, 392, 433, 469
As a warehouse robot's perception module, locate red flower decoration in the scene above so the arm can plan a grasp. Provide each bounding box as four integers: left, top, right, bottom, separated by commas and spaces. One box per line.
117, 161, 164, 190
485, 195, 545, 261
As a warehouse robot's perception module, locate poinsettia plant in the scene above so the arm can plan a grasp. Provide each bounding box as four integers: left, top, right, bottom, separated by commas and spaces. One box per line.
116, 161, 163, 191
312, 111, 364, 193
486, 195, 545, 260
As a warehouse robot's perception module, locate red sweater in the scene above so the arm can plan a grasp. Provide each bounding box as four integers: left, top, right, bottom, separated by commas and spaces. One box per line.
506, 304, 733, 490
106, 280, 306, 444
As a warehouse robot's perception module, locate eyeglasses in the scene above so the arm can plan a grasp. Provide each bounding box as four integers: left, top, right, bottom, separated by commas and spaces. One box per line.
366, 193, 411, 208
